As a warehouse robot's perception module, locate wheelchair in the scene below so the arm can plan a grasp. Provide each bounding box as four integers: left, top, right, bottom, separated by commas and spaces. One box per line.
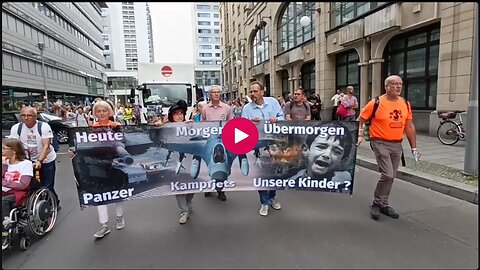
2, 171, 58, 251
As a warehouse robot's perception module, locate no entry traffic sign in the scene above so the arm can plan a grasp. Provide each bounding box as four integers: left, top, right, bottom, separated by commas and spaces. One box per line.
161, 66, 173, 77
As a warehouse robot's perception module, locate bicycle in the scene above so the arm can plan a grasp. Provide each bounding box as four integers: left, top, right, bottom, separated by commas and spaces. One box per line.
436, 110, 466, 145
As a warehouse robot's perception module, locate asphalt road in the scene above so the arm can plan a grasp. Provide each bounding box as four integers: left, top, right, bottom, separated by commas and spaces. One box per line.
2, 146, 478, 269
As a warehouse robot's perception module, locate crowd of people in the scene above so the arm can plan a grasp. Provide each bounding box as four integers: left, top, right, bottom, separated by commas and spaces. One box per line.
187, 85, 359, 125
2, 74, 419, 242
8, 98, 145, 129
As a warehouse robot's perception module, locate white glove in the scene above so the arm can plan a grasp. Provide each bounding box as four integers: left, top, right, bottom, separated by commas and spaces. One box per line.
411, 148, 420, 163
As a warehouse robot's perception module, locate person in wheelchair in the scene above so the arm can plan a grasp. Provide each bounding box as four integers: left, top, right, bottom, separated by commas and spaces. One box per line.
2, 138, 33, 243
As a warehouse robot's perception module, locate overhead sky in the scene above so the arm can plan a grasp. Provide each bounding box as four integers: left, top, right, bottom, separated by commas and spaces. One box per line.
149, 2, 194, 64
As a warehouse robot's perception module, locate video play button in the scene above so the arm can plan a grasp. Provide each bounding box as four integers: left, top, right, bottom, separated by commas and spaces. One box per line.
222, 118, 259, 155
234, 128, 248, 144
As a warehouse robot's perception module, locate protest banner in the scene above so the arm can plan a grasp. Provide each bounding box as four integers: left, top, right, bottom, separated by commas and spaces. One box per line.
70, 120, 359, 207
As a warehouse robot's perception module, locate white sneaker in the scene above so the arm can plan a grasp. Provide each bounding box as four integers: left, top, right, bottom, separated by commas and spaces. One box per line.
179, 212, 189, 224
94, 224, 110, 239
2, 231, 10, 250
2, 217, 13, 228
270, 198, 281, 210
259, 204, 269, 216
116, 216, 125, 230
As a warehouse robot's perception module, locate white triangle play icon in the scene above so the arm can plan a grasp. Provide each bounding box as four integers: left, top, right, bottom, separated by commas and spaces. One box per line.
234, 128, 249, 144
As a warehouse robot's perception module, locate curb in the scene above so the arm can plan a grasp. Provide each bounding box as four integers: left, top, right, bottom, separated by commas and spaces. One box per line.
356, 155, 478, 205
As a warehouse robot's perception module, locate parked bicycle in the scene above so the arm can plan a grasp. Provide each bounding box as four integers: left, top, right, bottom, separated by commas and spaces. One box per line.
436, 110, 466, 145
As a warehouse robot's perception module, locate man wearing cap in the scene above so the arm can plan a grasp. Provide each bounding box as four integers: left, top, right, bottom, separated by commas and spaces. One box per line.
201, 85, 233, 201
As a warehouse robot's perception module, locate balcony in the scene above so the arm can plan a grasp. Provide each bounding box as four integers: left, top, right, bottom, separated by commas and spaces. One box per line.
364, 3, 401, 36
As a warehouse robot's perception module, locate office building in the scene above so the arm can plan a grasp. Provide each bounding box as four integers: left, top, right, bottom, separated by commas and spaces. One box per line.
2, 2, 107, 110
220, 2, 476, 134
101, 2, 153, 104
193, 2, 222, 99
102, 2, 154, 71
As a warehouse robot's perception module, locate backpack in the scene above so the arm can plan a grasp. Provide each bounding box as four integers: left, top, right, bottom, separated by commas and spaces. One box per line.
17, 121, 60, 152
363, 96, 411, 141
289, 101, 308, 113
76, 113, 89, 127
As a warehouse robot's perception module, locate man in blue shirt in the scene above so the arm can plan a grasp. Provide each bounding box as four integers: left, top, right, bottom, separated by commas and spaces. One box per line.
241, 81, 285, 216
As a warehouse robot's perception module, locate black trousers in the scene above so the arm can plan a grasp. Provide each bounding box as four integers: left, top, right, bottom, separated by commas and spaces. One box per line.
2, 195, 15, 231
332, 106, 338, 120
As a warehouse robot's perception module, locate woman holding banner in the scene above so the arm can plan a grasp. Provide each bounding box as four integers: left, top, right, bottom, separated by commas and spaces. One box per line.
154, 100, 194, 225
69, 100, 126, 239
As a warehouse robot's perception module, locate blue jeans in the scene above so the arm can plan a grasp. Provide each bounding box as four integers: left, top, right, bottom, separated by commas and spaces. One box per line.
40, 160, 60, 204
345, 115, 356, 121
258, 190, 276, 205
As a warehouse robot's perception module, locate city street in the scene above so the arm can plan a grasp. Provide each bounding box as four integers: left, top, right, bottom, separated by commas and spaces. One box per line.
2, 145, 478, 269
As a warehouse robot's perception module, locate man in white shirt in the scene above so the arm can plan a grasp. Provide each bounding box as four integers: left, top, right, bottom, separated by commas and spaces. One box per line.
330, 89, 343, 120
9, 106, 60, 208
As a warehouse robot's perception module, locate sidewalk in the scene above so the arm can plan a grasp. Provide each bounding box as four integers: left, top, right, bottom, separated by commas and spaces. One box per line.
355, 133, 478, 204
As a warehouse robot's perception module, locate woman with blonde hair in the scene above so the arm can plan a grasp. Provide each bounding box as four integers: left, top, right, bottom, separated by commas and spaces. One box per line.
70, 99, 125, 239
92, 100, 120, 128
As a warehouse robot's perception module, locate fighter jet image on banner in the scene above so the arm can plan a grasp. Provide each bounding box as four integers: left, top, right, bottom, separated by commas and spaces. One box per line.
158, 128, 279, 181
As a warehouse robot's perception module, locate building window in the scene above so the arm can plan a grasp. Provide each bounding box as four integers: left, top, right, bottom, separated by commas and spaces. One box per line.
301, 62, 315, 98
198, 29, 212, 34
281, 70, 289, 99
199, 45, 212, 49
336, 50, 360, 103
383, 24, 440, 109
330, 2, 389, 29
199, 60, 213, 65
197, 13, 210, 18
277, 2, 316, 53
252, 24, 270, 66
197, 4, 210, 10
198, 21, 211, 26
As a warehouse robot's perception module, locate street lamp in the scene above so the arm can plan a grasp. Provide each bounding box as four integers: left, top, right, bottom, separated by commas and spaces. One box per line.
257, 44, 265, 53
37, 42, 49, 110
300, 16, 312, 27
300, 6, 322, 27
